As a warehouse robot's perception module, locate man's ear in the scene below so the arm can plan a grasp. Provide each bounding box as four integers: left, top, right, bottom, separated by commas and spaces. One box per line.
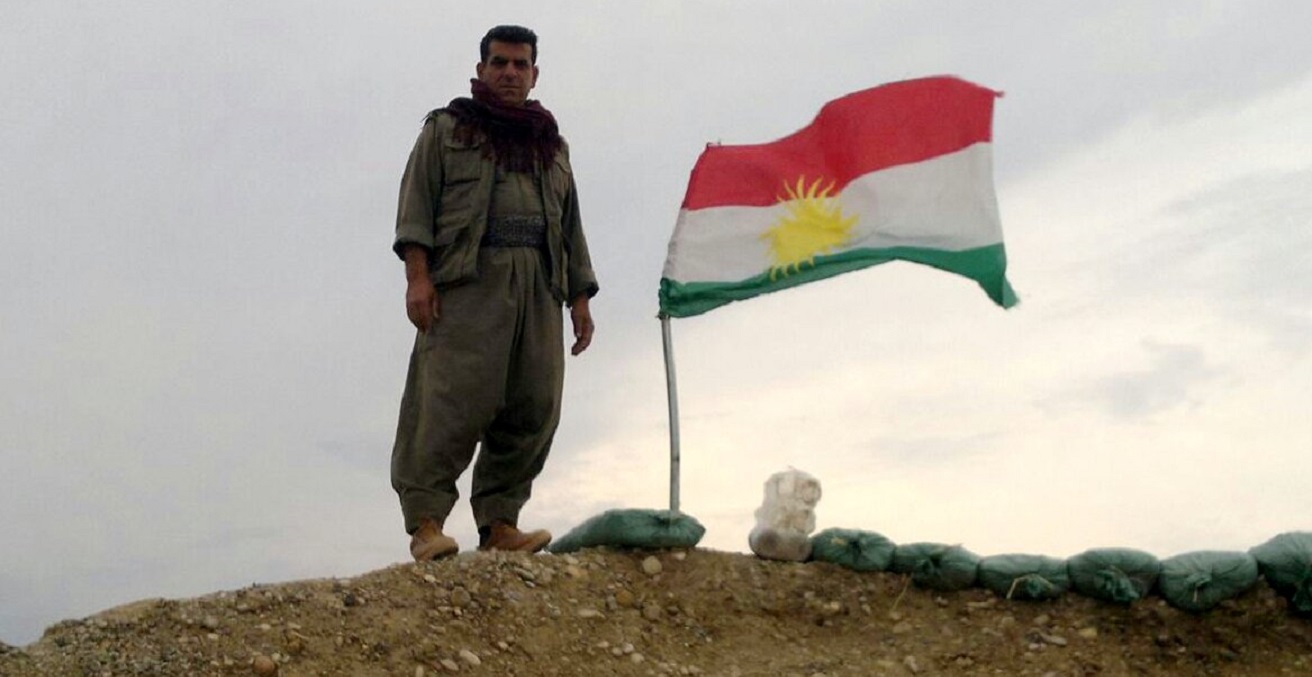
476, 61, 486, 78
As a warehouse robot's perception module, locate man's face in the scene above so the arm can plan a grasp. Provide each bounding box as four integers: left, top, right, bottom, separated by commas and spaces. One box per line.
476, 40, 538, 106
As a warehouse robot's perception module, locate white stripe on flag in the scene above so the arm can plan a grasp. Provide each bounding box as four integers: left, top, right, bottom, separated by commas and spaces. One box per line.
664, 144, 1001, 284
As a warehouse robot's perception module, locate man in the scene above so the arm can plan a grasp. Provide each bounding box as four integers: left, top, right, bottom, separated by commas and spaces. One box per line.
390, 25, 598, 560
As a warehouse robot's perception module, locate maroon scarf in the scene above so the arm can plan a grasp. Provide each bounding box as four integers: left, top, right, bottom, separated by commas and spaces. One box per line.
436, 79, 563, 173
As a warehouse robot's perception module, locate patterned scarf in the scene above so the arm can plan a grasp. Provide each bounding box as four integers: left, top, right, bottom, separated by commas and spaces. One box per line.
436, 78, 563, 173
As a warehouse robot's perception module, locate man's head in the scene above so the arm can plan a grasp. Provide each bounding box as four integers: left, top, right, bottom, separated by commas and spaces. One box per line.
480, 25, 538, 64
476, 25, 539, 107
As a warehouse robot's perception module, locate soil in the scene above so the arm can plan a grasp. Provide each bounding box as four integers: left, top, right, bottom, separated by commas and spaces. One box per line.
3, 548, 1311, 676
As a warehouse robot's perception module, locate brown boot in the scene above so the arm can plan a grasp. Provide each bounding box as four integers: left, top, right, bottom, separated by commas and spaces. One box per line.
479, 522, 552, 553
409, 517, 459, 561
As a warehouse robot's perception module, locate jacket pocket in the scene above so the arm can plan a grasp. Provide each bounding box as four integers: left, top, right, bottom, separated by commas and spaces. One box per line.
431, 223, 466, 247
435, 139, 482, 240
442, 137, 484, 184
430, 225, 472, 285
547, 154, 573, 202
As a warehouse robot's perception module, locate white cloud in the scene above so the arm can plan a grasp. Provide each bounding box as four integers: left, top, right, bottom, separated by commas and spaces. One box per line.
1046, 340, 1225, 420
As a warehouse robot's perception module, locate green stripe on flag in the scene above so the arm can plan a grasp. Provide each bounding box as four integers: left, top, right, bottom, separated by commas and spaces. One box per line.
658, 244, 1018, 318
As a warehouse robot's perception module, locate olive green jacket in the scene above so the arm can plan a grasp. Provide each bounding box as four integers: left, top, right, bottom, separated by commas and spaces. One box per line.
393, 110, 599, 304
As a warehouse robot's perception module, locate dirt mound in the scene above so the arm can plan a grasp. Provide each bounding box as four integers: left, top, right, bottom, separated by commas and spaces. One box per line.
3, 548, 1311, 676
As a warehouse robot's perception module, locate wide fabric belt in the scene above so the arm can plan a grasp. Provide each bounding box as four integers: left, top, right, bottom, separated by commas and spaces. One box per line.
481, 214, 547, 248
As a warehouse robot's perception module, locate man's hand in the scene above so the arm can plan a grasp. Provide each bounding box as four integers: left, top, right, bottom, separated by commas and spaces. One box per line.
402, 245, 439, 332
406, 276, 440, 332
569, 295, 594, 356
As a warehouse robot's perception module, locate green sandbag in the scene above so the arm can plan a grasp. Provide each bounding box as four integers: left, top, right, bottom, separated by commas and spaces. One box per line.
547, 508, 706, 554
1250, 532, 1312, 617
890, 543, 980, 591
977, 554, 1070, 601
1158, 550, 1259, 613
1067, 548, 1161, 605
809, 528, 896, 572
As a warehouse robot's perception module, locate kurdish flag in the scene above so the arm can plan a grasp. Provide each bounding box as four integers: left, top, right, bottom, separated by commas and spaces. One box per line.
658, 76, 1018, 318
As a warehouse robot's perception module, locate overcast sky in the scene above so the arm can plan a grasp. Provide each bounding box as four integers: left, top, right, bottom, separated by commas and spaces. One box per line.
3, 1, 1311, 646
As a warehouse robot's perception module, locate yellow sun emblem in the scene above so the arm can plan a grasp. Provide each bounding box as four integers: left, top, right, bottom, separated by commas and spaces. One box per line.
759, 176, 857, 279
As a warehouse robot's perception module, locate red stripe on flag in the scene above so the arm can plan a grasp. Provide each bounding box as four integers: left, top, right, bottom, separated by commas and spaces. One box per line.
681, 76, 999, 210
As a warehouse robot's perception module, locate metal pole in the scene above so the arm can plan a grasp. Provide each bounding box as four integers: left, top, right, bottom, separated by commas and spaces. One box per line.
660, 314, 681, 513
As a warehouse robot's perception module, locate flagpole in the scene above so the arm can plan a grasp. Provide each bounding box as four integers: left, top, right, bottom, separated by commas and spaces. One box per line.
659, 313, 681, 513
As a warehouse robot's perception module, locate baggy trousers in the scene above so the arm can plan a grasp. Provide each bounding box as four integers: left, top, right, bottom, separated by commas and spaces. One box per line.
390, 247, 564, 534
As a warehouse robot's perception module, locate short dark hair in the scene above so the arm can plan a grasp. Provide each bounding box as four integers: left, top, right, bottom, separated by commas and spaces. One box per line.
480, 25, 538, 64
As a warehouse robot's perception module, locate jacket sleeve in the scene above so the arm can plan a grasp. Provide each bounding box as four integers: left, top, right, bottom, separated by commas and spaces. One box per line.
392, 118, 443, 259
561, 167, 599, 303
